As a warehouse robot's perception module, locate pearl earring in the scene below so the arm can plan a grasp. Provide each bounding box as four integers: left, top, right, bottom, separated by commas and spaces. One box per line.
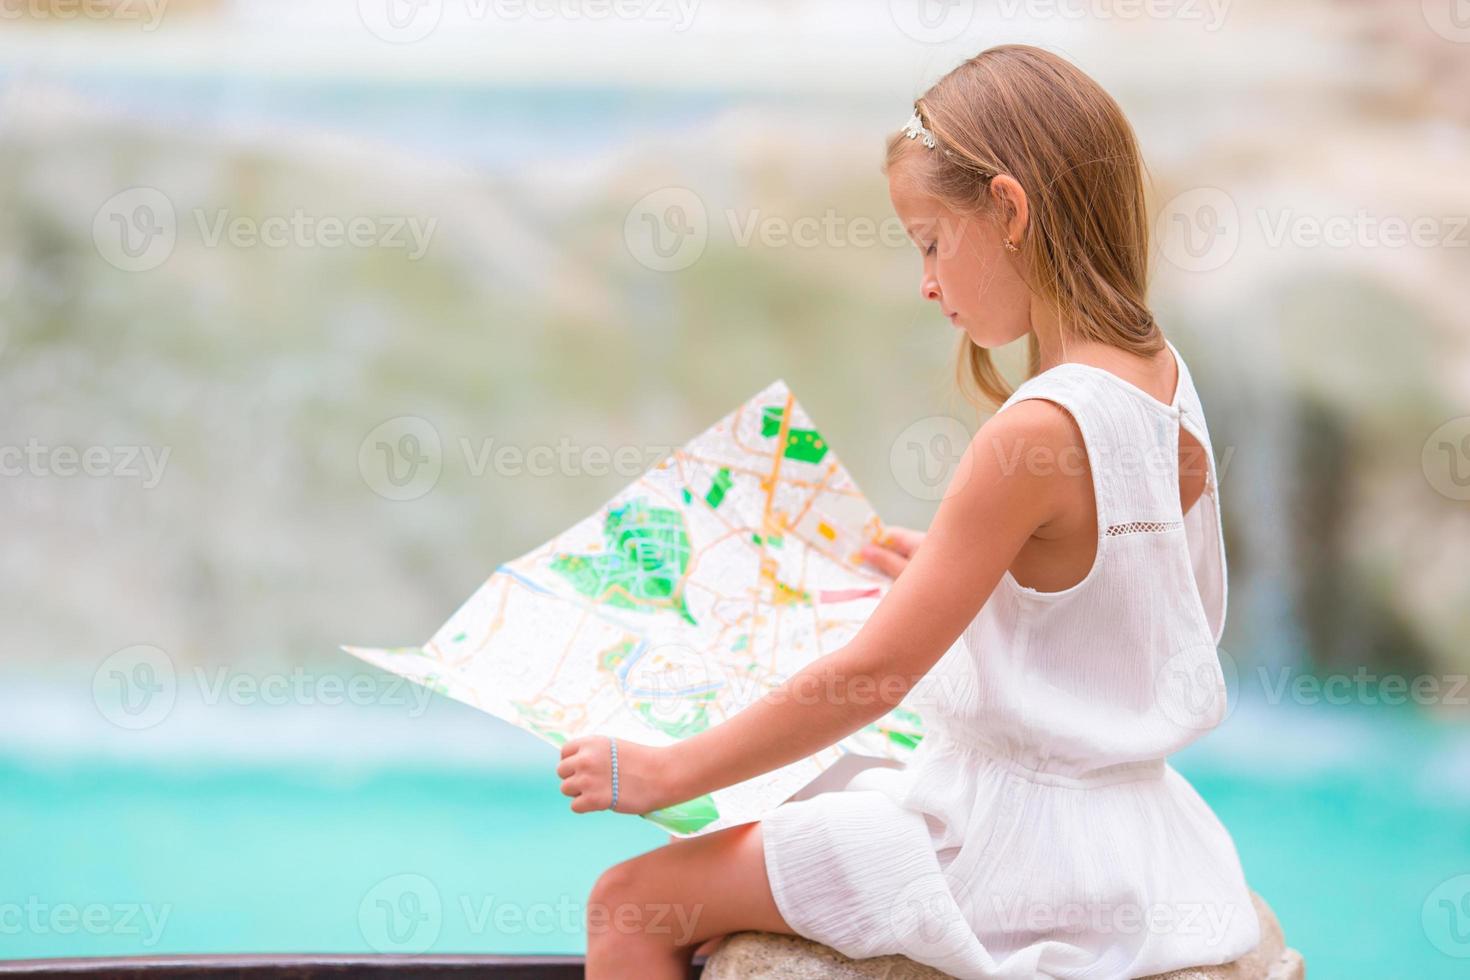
1004, 237, 1020, 254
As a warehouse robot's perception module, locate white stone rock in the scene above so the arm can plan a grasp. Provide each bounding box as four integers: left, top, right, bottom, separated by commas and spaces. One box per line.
701, 890, 1304, 980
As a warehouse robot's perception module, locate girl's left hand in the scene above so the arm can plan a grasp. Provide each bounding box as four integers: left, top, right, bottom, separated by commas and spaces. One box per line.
556, 735, 676, 815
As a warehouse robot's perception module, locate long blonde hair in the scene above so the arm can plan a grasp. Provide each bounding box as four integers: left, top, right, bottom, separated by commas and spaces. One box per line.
883, 44, 1161, 411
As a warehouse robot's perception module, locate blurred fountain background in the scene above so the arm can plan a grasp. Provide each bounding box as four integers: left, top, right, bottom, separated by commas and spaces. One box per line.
0, 1, 1467, 975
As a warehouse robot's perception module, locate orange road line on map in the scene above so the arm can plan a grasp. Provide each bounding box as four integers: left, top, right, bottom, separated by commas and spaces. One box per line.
786, 460, 840, 531
468, 573, 619, 702
748, 392, 795, 670
428, 576, 507, 670
462, 575, 513, 667
474, 404, 879, 701
760, 391, 795, 536
799, 545, 838, 662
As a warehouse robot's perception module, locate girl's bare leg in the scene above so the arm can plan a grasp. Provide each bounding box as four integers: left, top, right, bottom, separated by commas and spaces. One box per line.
584, 820, 797, 980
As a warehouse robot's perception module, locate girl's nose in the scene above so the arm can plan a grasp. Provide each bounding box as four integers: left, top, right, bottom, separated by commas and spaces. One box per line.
921, 275, 941, 303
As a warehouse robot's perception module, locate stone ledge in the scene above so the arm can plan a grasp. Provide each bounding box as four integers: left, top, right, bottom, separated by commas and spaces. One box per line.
702, 890, 1304, 980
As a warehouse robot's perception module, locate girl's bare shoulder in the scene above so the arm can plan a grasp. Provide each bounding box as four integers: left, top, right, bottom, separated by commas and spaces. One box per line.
978, 396, 1087, 464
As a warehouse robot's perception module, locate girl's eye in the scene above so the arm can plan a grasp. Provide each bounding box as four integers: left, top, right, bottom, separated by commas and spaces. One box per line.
924, 242, 937, 257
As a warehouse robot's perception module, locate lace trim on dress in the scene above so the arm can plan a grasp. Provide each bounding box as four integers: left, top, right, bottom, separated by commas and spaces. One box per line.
1104, 520, 1184, 536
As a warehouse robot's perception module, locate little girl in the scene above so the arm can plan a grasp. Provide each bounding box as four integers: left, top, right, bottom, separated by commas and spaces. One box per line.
556, 43, 1259, 980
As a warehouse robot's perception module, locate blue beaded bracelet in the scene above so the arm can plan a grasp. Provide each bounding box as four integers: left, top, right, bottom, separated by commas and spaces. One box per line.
609, 737, 619, 811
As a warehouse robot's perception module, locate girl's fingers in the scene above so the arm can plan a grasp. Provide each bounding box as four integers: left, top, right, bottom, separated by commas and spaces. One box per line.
860, 544, 907, 579
880, 526, 925, 558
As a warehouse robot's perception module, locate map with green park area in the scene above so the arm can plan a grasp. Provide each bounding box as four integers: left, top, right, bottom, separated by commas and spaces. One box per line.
344, 380, 928, 837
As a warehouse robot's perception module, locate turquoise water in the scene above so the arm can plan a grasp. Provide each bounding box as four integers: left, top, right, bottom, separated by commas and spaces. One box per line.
3, 700, 1467, 977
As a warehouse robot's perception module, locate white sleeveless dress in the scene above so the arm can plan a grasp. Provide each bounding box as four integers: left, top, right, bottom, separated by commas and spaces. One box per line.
759, 339, 1261, 979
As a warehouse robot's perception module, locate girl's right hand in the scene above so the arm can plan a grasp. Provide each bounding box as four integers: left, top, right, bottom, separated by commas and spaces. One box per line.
859, 525, 925, 579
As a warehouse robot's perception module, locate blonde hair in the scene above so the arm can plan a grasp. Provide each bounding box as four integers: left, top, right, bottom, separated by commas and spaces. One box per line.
883, 44, 1161, 411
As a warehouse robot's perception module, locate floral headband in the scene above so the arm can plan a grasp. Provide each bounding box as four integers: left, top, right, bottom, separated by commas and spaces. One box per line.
902, 103, 1001, 182
902, 107, 936, 149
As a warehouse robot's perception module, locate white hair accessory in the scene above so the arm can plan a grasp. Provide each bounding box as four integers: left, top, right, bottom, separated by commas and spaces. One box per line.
903, 109, 936, 149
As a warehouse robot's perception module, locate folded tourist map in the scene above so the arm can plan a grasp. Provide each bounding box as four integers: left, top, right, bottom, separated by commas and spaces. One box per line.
343, 380, 928, 837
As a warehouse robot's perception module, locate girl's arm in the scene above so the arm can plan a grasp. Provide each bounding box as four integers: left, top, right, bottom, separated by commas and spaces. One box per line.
662, 397, 1071, 805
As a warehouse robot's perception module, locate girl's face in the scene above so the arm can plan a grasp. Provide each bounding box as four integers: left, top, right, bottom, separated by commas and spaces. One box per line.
886, 162, 1034, 348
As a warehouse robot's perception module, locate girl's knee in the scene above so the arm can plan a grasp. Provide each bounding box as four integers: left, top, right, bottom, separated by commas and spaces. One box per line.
588, 860, 644, 932
587, 858, 691, 947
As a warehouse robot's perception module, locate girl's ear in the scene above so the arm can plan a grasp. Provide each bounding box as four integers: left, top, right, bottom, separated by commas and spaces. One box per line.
989, 175, 1029, 245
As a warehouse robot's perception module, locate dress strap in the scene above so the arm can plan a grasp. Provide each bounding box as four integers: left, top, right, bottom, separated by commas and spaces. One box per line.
997, 361, 1186, 542
997, 346, 1229, 640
